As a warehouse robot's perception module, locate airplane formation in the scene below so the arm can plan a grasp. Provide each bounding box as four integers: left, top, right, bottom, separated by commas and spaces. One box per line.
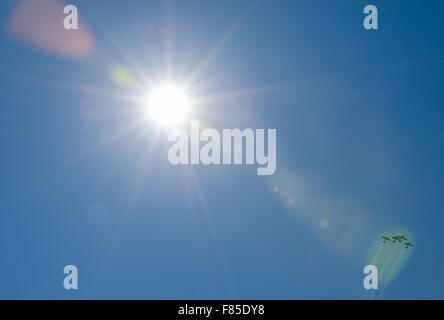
381, 235, 414, 249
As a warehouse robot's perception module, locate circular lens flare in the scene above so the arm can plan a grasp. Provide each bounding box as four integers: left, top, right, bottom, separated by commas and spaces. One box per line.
146, 85, 191, 126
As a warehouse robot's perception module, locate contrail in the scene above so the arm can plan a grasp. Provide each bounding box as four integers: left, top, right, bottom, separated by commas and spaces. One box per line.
368, 242, 385, 300
369, 241, 399, 300
371, 242, 385, 266
378, 248, 407, 299
379, 242, 399, 282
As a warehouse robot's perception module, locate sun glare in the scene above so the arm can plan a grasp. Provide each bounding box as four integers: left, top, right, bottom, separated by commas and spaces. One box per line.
145, 85, 191, 126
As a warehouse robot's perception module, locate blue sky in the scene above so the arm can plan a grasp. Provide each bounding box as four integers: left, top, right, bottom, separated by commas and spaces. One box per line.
0, 0, 443, 299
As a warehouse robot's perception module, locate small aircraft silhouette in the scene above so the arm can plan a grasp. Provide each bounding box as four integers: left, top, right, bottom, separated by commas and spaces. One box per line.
399, 235, 407, 241
391, 236, 403, 243
404, 242, 414, 249
381, 236, 391, 243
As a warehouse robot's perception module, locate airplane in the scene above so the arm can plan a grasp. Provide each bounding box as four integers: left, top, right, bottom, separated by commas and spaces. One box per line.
399, 235, 407, 241
381, 236, 391, 243
392, 236, 403, 243
404, 242, 414, 249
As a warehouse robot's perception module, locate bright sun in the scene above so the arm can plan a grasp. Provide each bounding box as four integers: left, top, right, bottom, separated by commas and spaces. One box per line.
145, 85, 191, 126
